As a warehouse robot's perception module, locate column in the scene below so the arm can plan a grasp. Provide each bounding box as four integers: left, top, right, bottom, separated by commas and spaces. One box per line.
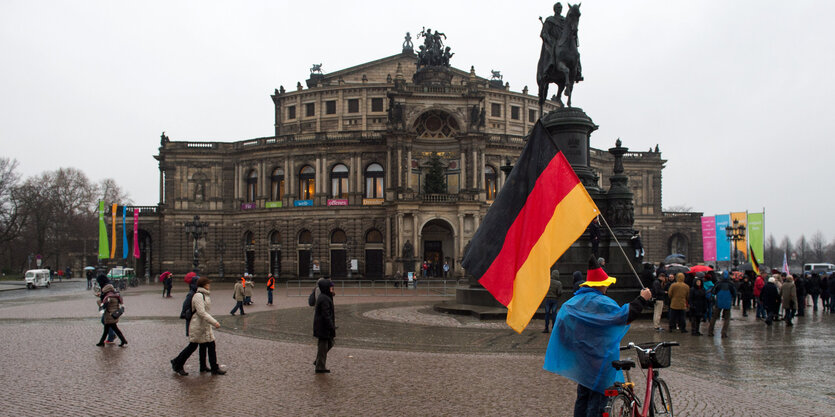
472, 149, 477, 190
386, 148, 392, 195
406, 147, 412, 190
397, 214, 404, 259
315, 156, 321, 196
397, 148, 403, 188
480, 151, 486, 193
458, 214, 465, 258
460, 150, 466, 190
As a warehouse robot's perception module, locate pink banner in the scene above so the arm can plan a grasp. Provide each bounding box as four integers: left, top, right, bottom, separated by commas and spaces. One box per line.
133, 209, 140, 259
701, 216, 716, 262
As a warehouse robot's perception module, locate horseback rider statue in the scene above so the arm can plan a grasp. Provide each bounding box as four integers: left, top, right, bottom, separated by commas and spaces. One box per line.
537, 2, 583, 113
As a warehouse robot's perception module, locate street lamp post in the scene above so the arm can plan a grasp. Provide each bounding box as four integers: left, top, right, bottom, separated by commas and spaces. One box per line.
725, 219, 746, 269
184, 215, 209, 273
346, 239, 354, 279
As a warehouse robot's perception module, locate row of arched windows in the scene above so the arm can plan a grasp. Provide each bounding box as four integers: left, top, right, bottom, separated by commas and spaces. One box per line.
244, 163, 386, 202
244, 228, 384, 246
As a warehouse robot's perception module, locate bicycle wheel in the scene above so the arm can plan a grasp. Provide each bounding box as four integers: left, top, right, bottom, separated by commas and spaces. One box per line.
651, 378, 674, 416
604, 392, 633, 417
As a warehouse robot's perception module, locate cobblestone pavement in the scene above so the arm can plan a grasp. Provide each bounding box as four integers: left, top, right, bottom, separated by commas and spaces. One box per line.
0, 284, 832, 416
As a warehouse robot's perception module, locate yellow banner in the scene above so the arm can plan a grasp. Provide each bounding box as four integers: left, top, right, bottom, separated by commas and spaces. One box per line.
730, 212, 747, 260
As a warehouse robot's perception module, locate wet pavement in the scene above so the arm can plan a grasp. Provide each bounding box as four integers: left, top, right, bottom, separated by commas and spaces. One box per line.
0, 283, 832, 416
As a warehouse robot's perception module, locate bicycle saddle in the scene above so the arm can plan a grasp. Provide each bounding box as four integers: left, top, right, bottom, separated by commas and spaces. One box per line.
611, 360, 636, 371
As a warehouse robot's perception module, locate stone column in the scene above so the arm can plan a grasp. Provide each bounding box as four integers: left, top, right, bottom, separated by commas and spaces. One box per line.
406, 148, 412, 190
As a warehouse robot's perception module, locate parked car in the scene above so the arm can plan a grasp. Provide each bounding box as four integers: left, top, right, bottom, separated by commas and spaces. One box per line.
24, 269, 51, 289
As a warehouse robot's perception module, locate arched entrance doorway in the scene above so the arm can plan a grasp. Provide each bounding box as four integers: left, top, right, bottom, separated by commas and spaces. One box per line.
243, 231, 255, 275
136, 229, 152, 280
420, 219, 454, 278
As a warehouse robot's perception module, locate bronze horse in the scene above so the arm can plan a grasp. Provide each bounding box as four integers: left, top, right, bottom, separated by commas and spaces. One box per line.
537, 3, 582, 113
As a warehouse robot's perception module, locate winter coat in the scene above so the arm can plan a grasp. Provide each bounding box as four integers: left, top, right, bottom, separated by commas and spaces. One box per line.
668, 275, 690, 310
781, 281, 798, 310
163, 275, 173, 289
713, 278, 737, 310
738, 280, 754, 299
97, 284, 123, 325
545, 274, 562, 300
313, 280, 335, 339
806, 275, 821, 295
233, 282, 245, 302
753, 276, 764, 297
688, 286, 707, 316
795, 276, 806, 300
188, 287, 218, 343
761, 282, 781, 311
244, 280, 253, 297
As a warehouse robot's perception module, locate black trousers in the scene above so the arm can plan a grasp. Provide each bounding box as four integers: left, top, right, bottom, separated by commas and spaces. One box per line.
315, 338, 334, 371
98, 323, 126, 344
574, 384, 606, 417
172, 342, 211, 370
668, 309, 686, 332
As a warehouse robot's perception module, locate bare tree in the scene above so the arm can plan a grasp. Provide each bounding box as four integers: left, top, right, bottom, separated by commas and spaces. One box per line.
795, 235, 808, 267
764, 234, 778, 268
96, 178, 132, 211
780, 235, 794, 267
0, 158, 25, 245
810, 231, 826, 262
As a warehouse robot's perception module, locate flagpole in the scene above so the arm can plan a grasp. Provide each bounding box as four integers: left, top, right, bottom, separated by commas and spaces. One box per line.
597, 214, 645, 289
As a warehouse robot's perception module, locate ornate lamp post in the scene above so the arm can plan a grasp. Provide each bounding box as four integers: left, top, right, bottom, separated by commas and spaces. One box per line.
500, 158, 513, 178
725, 219, 746, 269
184, 215, 209, 273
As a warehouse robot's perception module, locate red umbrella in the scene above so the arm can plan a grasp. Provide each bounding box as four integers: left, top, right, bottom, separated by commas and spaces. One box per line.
689, 265, 713, 273
184, 271, 197, 284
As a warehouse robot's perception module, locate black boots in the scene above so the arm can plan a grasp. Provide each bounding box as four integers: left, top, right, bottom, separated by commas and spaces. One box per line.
170, 359, 188, 376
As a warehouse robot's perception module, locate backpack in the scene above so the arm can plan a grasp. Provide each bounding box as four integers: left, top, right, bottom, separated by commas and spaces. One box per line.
180, 291, 196, 320
308, 287, 317, 306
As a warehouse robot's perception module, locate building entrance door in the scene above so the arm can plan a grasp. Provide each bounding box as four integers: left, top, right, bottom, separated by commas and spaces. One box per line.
270, 250, 281, 277
331, 250, 347, 278
365, 249, 383, 279
424, 241, 442, 277
245, 250, 255, 275
298, 250, 311, 277
420, 219, 454, 278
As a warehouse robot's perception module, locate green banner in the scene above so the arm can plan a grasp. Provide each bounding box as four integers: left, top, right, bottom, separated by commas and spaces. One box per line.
98, 201, 110, 260
748, 212, 764, 265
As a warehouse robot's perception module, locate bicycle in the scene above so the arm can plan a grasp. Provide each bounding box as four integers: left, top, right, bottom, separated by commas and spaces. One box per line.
603, 341, 679, 417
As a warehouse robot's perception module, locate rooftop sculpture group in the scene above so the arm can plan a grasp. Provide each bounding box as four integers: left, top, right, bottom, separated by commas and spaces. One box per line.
416, 27, 454, 69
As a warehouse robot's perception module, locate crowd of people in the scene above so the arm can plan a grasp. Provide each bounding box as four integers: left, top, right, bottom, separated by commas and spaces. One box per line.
646, 262, 833, 337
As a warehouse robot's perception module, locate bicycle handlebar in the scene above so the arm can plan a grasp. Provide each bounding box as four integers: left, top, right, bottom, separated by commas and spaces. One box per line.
619, 341, 679, 351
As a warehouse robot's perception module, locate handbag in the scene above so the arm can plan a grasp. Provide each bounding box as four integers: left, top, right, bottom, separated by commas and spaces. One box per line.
111, 305, 125, 319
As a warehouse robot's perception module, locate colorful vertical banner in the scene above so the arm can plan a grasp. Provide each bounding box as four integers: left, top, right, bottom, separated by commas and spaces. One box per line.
701, 216, 717, 262
715, 214, 731, 262
133, 209, 140, 259
122, 206, 128, 259
110, 203, 117, 259
782, 252, 790, 275
747, 212, 764, 266
98, 201, 110, 260
730, 212, 747, 260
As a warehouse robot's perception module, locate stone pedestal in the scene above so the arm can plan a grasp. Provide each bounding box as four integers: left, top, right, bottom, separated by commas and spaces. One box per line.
413, 66, 453, 87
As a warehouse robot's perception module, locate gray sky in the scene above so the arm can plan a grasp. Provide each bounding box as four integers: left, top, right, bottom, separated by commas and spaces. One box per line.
1, 0, 833, 244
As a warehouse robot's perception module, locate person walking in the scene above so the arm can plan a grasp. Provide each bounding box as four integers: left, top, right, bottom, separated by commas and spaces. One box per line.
86, 269, 93, 290
443, 261, 450, 278
542, 270, 562, 333
651, 272, 667, 331
95, 273, 117, 344
806, 273, 821, 312
739, 275, 754, 317
754, 274, 766, 319
667, 273, 689, 333
709, 272, 737, 338
688, 278, 707, 335
313, 279, 336, 374
781, 275, 798, 326
230, 276, 246, 315
162, 271, 173, 298
543, 257, 652, 417
266, 273, 275, 306
820, 275, 830, 310
794, 274, 807, 317
171, 277, 226, 376
244, 274, 254, 305
96, 284, 127, 347
762, 277, 782, 326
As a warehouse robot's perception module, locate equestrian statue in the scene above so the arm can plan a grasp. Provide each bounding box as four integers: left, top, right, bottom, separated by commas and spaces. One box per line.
537, 2, 583, 113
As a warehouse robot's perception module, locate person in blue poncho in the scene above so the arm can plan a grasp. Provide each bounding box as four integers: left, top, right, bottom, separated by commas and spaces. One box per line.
544, 256, 652, 417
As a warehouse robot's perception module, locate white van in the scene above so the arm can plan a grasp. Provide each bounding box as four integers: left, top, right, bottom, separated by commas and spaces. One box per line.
24, 269, 51, 289
803, 263, 835, 275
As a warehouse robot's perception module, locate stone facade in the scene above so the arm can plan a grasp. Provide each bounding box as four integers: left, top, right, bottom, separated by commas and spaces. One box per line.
118, 48, 701, 281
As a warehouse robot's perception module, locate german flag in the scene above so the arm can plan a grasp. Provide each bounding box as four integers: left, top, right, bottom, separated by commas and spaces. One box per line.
462, 121, 599, 333
749, 243, 760, 275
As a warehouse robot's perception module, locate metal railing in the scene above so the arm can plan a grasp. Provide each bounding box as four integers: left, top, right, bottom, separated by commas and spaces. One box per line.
284, 279, 463, 297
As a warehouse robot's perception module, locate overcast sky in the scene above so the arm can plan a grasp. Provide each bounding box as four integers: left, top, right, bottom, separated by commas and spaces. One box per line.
1, 0, 833, 244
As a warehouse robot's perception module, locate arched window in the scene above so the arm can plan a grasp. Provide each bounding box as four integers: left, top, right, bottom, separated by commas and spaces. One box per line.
269, 230, 281, 246
365, 163, 385, 199
413, 110, 460, 138
331, 229, 347, 244
330, 164, 349, 198
366, 229, 383, 243
298, 230, 312, 244
270, 168, 284, 201
245, 170, 258, 202
298, 165, 315, 200
243, 231, 255, 248
485, 165, 497, 200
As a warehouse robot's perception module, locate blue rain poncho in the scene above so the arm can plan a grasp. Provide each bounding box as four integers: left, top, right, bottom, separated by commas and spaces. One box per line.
543, 287, 630, 393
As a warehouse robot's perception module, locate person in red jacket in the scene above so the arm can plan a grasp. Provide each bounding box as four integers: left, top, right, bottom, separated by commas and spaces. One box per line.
266, 274, 275, 306
753, 274, 766, 319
